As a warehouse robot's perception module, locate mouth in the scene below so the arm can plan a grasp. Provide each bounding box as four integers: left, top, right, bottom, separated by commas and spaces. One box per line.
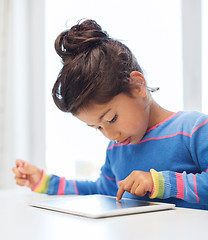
120, 137, 131, 145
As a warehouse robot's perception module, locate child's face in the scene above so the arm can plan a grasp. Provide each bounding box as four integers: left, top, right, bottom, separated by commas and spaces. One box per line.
76, 89, 152, 145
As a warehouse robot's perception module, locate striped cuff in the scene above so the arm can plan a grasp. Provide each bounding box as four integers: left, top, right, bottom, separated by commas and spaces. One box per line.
149, 169, 165, 199
32, 170, 51, 194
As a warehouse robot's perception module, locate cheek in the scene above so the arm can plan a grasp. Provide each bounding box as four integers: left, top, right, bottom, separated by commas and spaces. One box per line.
118, 101, 150, 133
132, 121, 147, 134
119, 117, 139, 133
123, 113, 149, 134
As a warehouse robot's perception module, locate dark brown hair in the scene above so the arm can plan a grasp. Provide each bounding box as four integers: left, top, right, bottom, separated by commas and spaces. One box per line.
52, 19, 143, 114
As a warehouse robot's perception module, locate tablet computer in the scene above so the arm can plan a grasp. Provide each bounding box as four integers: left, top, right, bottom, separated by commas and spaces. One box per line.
29, 194, 175, 218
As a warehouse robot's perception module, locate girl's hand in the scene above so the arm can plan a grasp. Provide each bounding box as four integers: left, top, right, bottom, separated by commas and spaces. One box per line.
12, 159, 42, 189
117, 171, 153, 200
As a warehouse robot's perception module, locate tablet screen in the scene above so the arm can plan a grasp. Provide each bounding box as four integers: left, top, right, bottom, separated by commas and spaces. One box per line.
30, 194, 175, 218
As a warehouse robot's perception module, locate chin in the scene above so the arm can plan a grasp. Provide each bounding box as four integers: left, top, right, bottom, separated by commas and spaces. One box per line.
132, 137, 142, 145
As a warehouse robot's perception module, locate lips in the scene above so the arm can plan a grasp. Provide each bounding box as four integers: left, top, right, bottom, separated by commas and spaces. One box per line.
120, 137, 131, 145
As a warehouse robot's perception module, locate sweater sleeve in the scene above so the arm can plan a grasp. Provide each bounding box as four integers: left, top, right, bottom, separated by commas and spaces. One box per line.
32, 155, 118, 196
150, 116, 208, 205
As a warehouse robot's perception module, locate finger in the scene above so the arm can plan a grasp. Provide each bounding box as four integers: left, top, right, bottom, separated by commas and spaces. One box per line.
118, 180, 123, 186
16, 182, 25, 187
12, 167, 26, 178
12, 167, 19, 175
15, 159, 25, 168
130, 181, 140, 195
117, 176, 135, 200
116, 186, 125, 200
15, 177, 29, 187
135, 185, 147, 197
122, 179, 134, 192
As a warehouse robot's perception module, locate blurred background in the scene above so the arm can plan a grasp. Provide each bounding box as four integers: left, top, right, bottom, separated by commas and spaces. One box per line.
0, 0, 207, 189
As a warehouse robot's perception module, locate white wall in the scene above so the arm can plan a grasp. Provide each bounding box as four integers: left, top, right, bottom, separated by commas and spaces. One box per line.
0, 0, 46, 189
182, 0, 202, 111
0, 0, 13, 188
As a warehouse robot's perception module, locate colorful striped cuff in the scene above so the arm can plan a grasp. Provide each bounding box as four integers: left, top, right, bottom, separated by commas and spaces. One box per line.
32, 170, 51, 194
149, 169, 165, 199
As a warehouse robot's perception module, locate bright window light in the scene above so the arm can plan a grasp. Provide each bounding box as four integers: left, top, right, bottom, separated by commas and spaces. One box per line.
202, 0, 208, 114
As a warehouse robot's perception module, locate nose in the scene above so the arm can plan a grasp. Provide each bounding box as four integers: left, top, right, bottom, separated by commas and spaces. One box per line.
102, 127, 120, 142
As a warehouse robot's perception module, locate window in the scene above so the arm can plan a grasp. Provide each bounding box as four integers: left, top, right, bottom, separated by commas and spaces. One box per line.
202, 0, 208, 114
45, 0, 182, 179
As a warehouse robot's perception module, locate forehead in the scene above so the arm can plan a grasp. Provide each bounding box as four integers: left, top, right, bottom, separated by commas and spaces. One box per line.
76, 93, 131, 124
76, 98, 115, 124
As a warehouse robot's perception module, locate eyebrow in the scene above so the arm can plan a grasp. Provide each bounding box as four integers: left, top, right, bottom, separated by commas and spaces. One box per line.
87, 108, 111, 127
99, 108, 111, 121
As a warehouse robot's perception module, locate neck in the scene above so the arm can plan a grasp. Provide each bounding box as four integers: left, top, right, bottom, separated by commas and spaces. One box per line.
148, 99, 174, 129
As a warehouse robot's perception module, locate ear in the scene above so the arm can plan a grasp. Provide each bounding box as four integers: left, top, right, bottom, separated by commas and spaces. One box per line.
129, 71, 147, 97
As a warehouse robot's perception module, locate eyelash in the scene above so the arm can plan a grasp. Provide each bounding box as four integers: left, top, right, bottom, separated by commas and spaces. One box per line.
96, 114, 118, 131
109, 114, 118, 124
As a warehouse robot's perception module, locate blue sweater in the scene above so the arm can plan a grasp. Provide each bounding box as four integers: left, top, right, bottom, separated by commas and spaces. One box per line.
33, 111, 208, 210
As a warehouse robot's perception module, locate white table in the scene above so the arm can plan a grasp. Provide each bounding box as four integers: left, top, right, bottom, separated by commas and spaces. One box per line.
0, 188, 208, 240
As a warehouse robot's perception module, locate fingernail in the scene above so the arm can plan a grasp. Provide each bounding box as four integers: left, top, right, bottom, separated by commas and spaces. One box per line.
22, 174, 26, 178
25, 181, 29, 186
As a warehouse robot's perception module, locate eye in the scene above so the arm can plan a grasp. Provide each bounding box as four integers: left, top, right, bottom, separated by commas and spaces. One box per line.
97, 126, 103, 130
109, 114, 118, 124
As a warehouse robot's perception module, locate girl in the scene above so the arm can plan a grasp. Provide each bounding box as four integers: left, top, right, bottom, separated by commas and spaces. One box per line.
13, 19, 208, 210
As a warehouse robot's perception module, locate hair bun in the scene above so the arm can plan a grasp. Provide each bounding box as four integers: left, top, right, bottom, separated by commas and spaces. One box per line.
55, 19, 109, 60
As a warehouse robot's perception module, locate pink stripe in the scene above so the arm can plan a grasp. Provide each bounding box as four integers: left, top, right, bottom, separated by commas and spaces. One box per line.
104, 174, 116, 181
205, 168, 208, 172
193, 175, 199, 203
147, 112, 180, 133
58, 177, 65, 195
192, 119, 208, 134
175, 172, 184, 199
149, 183, 155, 198
73, 180, 79, 195
108, 144, 122, 150
139, 132, 191, 144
